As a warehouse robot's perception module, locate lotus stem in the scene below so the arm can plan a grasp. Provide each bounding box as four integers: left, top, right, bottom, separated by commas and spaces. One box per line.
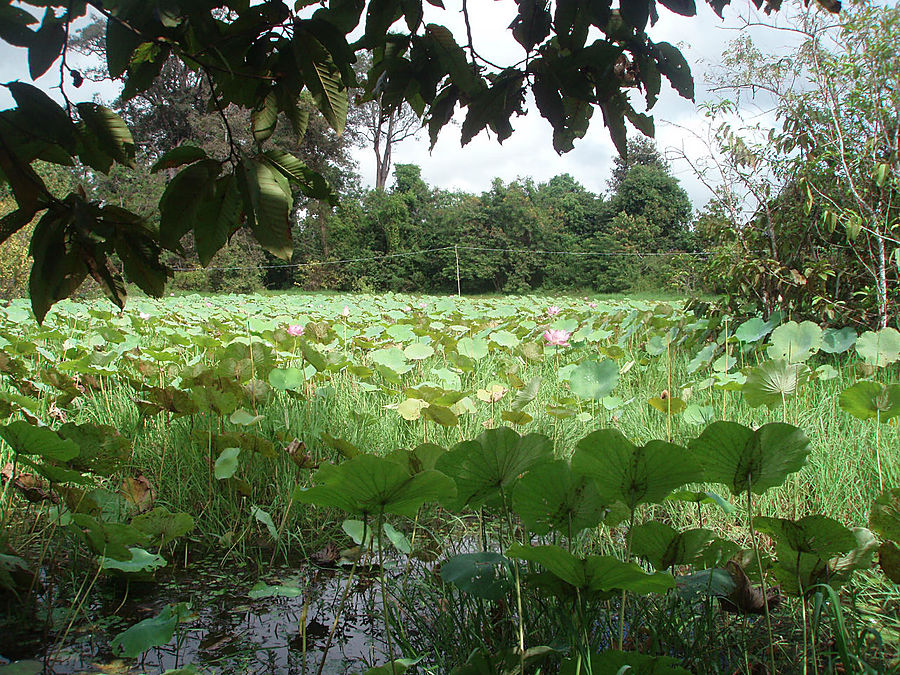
316, 517, 365, 675
747, 486, 776, 674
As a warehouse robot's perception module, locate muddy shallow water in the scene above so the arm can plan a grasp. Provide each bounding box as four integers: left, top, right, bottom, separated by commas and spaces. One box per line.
1, 556, 396, 675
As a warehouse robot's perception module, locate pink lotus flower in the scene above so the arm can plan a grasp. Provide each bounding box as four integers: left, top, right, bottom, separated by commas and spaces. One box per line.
287, 324, 304, 336
418, 301, 427, 309
588, 301, 597, 308
138, 311, 151, 320
341, 306, 350, 317
543, 329, 570, 347
546, 306, 561, 316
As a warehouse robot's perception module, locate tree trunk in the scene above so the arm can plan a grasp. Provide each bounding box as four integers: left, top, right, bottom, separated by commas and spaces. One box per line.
877, 229, 888, 328
374, 112, 395, 190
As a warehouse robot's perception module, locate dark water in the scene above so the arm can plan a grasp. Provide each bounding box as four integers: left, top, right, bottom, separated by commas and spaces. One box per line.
0, 557, 393, 675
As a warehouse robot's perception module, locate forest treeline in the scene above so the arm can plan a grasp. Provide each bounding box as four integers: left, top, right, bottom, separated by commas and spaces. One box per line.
1, 2, 899, 328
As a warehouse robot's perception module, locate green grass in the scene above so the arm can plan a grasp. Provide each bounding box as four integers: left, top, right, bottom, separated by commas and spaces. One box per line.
1, 291, 899, 673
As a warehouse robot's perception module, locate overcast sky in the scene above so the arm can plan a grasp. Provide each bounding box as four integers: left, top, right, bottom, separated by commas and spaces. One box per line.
0, 1, 810, 212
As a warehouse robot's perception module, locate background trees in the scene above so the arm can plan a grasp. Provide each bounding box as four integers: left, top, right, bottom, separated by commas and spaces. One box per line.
0, 0, 829, 318
695, 0, 900, 327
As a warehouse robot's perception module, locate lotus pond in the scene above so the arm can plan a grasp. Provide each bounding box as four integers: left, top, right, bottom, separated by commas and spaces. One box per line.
1, 292, 900, 674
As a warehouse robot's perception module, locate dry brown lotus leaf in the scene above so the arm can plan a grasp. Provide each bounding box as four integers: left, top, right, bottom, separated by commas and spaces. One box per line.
311, 542, 340, 564
1, 462, 57, 503
120, 474, 155, 511
719, 559, 781, 615
284, 438, 317, 469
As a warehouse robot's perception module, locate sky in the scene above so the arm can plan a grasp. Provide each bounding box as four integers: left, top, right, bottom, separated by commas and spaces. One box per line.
0, 1, 810, 212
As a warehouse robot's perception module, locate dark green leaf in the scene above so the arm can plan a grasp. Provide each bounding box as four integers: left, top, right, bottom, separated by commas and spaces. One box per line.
28, 9, 65, 79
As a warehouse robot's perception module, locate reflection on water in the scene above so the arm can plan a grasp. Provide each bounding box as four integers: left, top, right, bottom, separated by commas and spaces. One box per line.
5, 558, 391, 675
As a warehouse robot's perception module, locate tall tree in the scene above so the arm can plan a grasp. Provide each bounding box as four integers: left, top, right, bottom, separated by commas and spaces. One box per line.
0, 0, 834, 318
701, 0, 900, 326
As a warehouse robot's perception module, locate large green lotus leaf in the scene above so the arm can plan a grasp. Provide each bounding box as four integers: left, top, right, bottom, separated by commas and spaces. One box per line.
741, 359, 803, 409
856, 327, 900, 367
560, 650, 691, 675
631, 522, 716, 571
0, 420, 79, 461
755, 515, 856, 557
511, 460, 614, 536
766, 320, 822, 363
214, 447, 241, 480
404, 342, 434, 360
16, 455, 88, 484
101, 547, 168, 574
385, 323, 416, 342
370, 347, 413, 374
70, 514, 148, 561
569, 359, 618, 401
838, 381, 900, 422
440, 552, 513, 600
435, 427, 553, 511
821, 327, 857, 354
457, 337, 489, 360
869, 489, 900, 542
734, 317, 774, 344
489, 329, 519, 348
571, 429, 699, 510
131, 506, 196, 546
689, 421, 809, 496
687, 343, 717, 374
111, 602, 190, 658
268, 367, 306, 391
507, 544, 675, 595
422, 403, 458, 427
293, 454, 455, 517
384, 443, 446, 474
58, 422, 130, 474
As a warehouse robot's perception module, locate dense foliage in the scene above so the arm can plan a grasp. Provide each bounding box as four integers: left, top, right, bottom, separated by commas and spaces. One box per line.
0, 0, 841, 321
1, 293, 899, 672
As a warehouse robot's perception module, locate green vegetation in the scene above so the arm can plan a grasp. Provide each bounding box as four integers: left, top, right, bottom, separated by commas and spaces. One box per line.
1, 292, 899, 673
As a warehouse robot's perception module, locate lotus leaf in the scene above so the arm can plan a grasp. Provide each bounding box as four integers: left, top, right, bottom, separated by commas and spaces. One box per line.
767, 321, 822, 363
101, 547, 168, 574
869, 489, 900, 542
856, 327, 900, 367
111, 602, 190, 658
0, 420, 79, 461
569, 359, 618, 401
440, 552, 513, 600
821, 327, 857, 354
293, 454, 455, 517
689, 422, 809, 496
572, 429, 699, 510
734, 317, 774, 344
248, 581, 303, 598
511, 460, 617, 536
742, 359, 803, 410
839, 381, 900, 422
631, 522, 716, 571
131, 506, 195, 546
435, 427, 553, 511
214, 447, 241, 480
507, 544, 675, 595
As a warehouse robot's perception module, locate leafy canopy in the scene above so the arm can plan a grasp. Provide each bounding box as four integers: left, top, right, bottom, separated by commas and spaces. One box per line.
0, 0, 834, 319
